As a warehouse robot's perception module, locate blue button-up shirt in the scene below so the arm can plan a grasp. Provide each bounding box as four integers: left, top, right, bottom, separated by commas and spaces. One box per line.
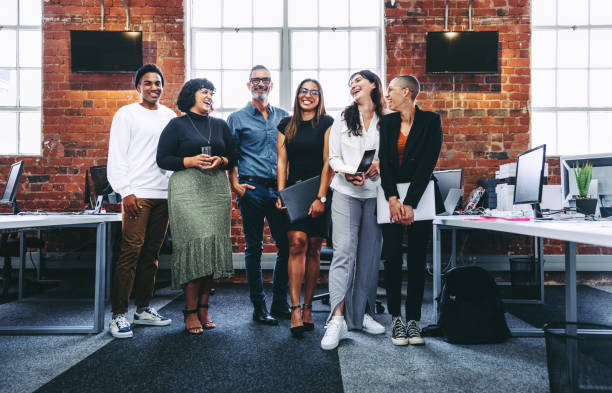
227, 101, 288, 179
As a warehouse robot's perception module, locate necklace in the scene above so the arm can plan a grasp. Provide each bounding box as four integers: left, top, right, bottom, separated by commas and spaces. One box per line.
187, 113, 212, 145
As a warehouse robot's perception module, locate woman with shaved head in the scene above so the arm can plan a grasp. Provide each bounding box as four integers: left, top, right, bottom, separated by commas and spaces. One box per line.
379, 75, 443, 346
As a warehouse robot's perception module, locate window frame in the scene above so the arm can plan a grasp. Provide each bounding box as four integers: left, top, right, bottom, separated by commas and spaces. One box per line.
0, 0, 42, 156
531, 0, 612, 156
185, 0, 385, 117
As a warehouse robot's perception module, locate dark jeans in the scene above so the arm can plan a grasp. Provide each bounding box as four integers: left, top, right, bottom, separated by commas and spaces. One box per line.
382, 220, 432, 321
112, 198, 169, 314
238, 180, 289, 305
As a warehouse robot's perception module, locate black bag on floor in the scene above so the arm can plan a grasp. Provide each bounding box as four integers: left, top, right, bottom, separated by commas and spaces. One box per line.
438, 266, 511, 344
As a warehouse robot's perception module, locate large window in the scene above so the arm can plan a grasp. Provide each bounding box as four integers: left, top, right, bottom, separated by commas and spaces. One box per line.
531, 0, 612, 155
187, 0, 383, 119
0, 0, 42, 156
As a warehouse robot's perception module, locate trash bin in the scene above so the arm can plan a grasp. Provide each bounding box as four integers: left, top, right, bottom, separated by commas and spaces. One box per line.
544, 322, 612, 393
509, 256, 541, 299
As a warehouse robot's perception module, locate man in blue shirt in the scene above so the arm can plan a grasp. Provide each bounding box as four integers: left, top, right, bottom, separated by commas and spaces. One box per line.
228, 65, 290, 325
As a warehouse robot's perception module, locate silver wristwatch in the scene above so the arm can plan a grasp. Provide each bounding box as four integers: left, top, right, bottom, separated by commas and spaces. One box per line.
318, 196, 327, 203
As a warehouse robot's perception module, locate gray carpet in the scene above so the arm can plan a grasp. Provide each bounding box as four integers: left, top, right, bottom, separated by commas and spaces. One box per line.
5, 282, 612, 393
336, 288, 549, 393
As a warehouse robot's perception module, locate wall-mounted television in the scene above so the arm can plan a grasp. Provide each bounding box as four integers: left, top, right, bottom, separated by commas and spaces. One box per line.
70, 31, 143, 73
426, 31, 499, 74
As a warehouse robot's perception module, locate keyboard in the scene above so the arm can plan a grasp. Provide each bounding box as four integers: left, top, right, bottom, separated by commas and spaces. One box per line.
482, 209, 525, 219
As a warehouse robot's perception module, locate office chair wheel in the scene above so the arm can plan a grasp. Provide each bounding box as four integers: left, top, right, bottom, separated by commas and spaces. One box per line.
209, 288, 215, 295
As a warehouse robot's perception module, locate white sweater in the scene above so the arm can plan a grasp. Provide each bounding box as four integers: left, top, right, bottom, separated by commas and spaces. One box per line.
328, 111, 381, 199
107, 102, 176, 199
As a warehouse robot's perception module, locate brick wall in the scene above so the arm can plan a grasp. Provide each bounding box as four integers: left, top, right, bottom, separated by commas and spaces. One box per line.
385, 0, 531, 190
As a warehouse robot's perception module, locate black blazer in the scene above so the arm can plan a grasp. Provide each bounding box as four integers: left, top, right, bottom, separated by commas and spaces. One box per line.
379, 106, 443, 210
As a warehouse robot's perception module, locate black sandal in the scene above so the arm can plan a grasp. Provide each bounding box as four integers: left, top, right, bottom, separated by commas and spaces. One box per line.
183, 309, 203, 334
302, 304, 314, 331
290, 305, 304, 338
198, 304, 215, 329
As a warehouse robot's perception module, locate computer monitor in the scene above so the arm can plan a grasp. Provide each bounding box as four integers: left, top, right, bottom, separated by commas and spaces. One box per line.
89, 165, 121, 213
514, 144, 546, 218
433, 169, 463, 201
0, 161, 24, 214
560, 153, 612, 214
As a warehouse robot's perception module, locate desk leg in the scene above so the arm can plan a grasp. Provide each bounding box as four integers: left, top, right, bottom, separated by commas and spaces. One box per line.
93, 223, 107, 333
433, 224, 441, 323
18, 231, 24, 300
105, 223, 112, 301
450, 229, 457, 268
36, 229, 42, 281
565, 241, 577, 323
537, 237, 544, 303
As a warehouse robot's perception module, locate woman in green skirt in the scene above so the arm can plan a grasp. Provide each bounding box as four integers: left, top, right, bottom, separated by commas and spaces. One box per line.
157, 78, 236, 334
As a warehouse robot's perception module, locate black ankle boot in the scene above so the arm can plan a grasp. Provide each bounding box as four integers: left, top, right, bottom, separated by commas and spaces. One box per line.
252, 302, 278, 325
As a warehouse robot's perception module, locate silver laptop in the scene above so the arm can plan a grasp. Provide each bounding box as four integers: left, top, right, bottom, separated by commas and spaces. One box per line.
438, 188, 462, 216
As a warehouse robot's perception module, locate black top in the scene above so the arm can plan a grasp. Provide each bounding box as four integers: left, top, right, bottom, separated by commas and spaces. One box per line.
278, 114, 334, 185
379, 106, 443, 209
157, 111, 237, 171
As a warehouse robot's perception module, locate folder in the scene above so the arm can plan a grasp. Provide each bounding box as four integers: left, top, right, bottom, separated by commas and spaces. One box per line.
279, 176, 322, 223
376, 180, 436, 224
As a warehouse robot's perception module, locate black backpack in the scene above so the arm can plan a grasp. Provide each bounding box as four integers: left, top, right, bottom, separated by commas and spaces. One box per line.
437, 266, 511, 344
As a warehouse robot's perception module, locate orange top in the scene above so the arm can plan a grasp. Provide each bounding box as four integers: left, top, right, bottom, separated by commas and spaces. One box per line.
397, 131, 408, 165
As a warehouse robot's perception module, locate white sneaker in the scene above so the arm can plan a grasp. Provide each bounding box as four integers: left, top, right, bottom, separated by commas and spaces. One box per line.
362, 314, 385, 335
133, 306, 172, 326
109, 314, 133, 338
321, 316, 348, 350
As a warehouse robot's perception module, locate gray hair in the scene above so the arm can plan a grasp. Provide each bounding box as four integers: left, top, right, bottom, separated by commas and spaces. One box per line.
249, 65, 270, 79
394, 75, 420, 100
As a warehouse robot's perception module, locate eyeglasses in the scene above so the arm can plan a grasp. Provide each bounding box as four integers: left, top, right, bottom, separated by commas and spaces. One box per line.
299, 88, 320, 97
250, 77, 271, 85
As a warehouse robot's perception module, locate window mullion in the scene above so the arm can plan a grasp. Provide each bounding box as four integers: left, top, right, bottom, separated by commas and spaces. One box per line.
16, 0, 21, 154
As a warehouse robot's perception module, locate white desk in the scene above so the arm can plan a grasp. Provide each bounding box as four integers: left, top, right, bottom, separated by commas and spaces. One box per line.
0, 213, 121, 334
432, 216, 612, 336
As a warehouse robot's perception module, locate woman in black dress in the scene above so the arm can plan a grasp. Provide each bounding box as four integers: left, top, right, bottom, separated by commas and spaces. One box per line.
157, 78, 236, 334
379, 75, 443, 346
276, 79, 334, 338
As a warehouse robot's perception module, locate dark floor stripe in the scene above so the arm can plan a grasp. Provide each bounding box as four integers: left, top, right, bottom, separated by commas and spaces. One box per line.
37, 284, 343, 393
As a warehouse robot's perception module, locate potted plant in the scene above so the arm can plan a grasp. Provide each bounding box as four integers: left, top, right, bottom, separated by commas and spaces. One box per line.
573, 162, 598, 215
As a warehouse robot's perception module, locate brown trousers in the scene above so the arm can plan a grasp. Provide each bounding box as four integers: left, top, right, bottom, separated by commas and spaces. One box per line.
111, 198, 169, 314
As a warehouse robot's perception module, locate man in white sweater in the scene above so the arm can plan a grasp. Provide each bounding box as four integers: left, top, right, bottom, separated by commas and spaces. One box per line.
106, 64, 176, 338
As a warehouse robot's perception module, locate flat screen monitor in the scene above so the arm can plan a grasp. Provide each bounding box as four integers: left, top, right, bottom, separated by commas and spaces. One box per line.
426, 31, 499, 73
70, 30, 143, 73
1, 161, 24, 214
514, 144, 546, 218
433, 169, 463, 201
560, 153, 612, 209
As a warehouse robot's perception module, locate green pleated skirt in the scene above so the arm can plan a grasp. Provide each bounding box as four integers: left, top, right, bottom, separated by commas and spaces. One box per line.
168, 168, 234, 289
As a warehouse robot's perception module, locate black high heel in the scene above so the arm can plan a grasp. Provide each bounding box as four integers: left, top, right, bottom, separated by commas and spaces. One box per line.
302, 304, 314, 331
290, 305, 304, 338
183, 309, 203, 334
